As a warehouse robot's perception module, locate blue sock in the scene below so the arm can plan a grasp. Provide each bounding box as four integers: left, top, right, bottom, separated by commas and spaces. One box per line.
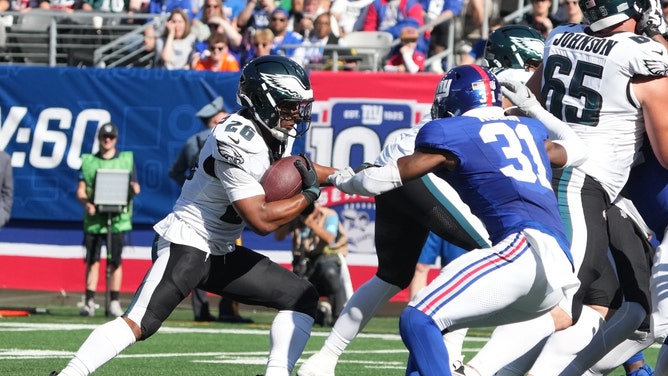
399, 306, 451, 376
625, 351, 653, 376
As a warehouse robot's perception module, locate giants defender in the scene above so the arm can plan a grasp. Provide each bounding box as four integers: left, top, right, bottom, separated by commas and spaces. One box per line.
329, 65, 583, 376
50, 56, 337, 376
467, 0, 668, 374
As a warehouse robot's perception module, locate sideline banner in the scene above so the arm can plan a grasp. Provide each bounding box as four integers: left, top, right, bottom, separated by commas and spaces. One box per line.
0, 68, 442, 299
0, 66, 242, 224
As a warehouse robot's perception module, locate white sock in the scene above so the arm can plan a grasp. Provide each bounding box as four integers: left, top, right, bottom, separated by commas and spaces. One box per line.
322, 276, 400, 356
587, 330, 654, 375
265, 310, 313, 376
59, 317, 136, 376
562, 301, 646, 375
444, 327, 468, 368
469, 312, 554, 376
529, 305, 605, 375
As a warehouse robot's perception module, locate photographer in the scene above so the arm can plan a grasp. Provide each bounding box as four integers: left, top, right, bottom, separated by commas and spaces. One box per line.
275, 202, 348, 326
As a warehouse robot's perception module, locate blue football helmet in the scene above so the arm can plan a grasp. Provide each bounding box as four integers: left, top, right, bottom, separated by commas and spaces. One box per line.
430, 65, 502, 119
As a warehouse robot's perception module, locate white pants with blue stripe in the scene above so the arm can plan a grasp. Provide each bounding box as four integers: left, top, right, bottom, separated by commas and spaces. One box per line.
408, 228, 580, 332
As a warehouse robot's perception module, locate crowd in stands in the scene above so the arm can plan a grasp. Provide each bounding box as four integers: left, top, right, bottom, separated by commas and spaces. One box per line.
0, 0, 607, 72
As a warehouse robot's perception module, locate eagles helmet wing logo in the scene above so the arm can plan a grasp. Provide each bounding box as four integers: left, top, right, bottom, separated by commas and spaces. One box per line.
508, 35, 544, 57
644, 59, 668, 76
259, 72, 314, 100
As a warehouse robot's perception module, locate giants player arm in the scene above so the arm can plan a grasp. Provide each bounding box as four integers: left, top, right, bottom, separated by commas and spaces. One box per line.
330, 149, 457, 196
634, 74, 668, 168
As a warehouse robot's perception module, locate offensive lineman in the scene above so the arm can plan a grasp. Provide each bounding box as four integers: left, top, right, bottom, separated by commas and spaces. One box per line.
50, 55, 337, 376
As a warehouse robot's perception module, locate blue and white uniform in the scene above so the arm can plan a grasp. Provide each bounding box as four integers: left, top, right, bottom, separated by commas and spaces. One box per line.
397, 106, 580, 375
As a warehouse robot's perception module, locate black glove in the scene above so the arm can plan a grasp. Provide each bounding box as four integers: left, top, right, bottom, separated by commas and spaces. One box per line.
294, 153, 320, 204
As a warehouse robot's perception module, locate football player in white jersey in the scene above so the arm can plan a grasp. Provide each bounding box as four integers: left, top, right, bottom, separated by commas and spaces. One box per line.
50, 55, 338, 376
460, 0, 668, 375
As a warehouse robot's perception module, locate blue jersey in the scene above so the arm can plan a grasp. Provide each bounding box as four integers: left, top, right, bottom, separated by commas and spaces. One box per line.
627, 143, 668, 241
415, 108, 571, 263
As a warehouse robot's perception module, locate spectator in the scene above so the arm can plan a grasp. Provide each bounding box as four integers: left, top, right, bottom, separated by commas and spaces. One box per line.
193, 15, 243, 61
241, 27, 274, 65
0, 149, 12, 230
554, 0, 585, 25
275, 202, 350, 326
168, 96, 252, 324
512, 0, 558, 38
154, 8, 196, 69
148, 0, 198, 20
11, 0, 51, 10
296, 0, 339, 36
362, 0, 424, 39
383, 25, 426, 73
192, 0, 225, 48
302, 12, 354, 68
222, 0, 246, 29
191, 32, 241, 71
287, 0, 304, 31
330, 0, 374, 36
76, 123, 141, 318
237, 0, 277, 42
419, 0, 464, 73
81, 0, 125, 12
269, 7, 305, 62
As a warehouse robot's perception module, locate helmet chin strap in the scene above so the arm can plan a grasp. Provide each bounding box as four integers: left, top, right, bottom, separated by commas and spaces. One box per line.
269, 125, 289, 142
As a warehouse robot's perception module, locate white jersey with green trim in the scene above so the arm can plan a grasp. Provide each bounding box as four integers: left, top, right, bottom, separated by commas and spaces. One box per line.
542, 23, 668, 200
154, 113, 291, 256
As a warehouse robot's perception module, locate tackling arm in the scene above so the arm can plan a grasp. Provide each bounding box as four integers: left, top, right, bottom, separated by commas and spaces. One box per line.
329, 151, 454, 196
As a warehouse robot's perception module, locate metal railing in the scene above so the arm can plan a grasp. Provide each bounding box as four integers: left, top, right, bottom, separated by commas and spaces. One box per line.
0, 10, 157, 67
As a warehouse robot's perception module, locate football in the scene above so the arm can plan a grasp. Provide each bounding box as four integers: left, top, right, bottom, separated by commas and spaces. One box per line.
260, 155, 306, 202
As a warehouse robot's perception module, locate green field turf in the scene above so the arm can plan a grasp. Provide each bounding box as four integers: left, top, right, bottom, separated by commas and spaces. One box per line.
0, 304, 658, 375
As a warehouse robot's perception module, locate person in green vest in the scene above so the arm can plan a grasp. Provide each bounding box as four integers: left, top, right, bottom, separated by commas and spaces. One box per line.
76, 122, 141, 318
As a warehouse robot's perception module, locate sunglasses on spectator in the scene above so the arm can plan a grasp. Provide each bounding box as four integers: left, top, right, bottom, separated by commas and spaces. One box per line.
204, 4, 220, 8
100, 135, 116, 140
271, 17, 287, 22
207, 22, 222, 29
